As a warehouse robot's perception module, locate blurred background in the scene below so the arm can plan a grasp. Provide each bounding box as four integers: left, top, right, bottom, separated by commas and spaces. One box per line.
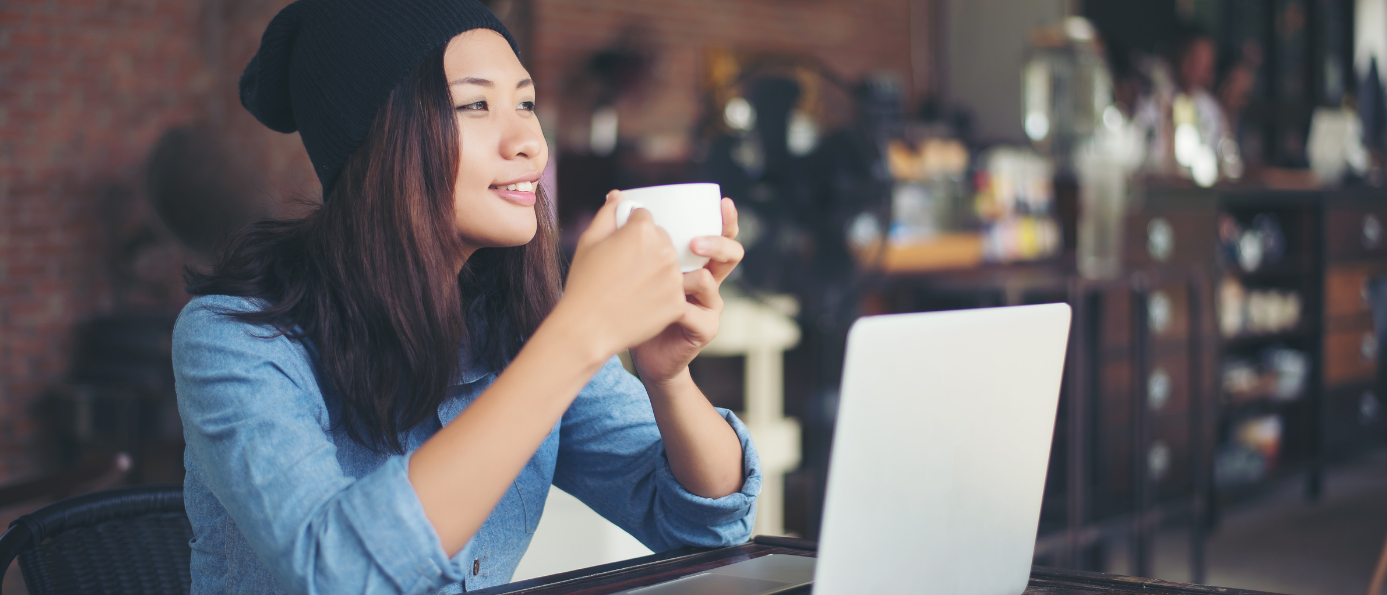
3, 0, 1387, 593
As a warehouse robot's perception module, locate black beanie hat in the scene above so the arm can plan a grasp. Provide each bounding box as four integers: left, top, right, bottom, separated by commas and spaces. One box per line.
239, 0, 519, 196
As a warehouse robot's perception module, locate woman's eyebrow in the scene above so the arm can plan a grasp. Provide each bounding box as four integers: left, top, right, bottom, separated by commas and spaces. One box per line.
449, 77, 534, 90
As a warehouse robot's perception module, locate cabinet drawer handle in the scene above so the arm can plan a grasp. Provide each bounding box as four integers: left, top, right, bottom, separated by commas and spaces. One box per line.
1148, 218, 1174, 261
1364, 214, 1383, 249
1148, 441, 1172, 481
1361, 333, 1378, 364
1149, 291, 1173, 334
1361, 391, 1381, 426
1148, 368, 1171, 411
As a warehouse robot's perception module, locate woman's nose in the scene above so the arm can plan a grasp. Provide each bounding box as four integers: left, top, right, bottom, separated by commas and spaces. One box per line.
500, 114, 544, 162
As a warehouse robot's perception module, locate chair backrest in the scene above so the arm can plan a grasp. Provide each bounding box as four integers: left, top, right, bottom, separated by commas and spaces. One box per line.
0, 484, 190, 595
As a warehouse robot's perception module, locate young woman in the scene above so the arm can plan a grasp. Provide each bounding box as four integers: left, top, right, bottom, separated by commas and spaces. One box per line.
174, 1, 759, 593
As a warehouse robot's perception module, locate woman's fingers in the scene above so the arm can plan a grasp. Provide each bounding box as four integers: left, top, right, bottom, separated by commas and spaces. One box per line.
691, 235, 743, 262
576, 190, 623, 250
682, 268, 722, 310
677, 300, 721, 344
691, 235, 744, 283
677, 271, 722, 341
720, 197, 739, 240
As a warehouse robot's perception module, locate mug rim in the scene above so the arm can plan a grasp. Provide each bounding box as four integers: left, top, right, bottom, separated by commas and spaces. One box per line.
618, 182, 720, 195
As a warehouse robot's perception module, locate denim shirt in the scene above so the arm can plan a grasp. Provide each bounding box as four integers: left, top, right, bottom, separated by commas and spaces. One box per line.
174, 294, 761, 595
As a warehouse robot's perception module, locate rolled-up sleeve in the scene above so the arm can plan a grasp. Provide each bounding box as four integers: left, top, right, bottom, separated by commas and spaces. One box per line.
552, 357, 761, 552
174, 297, 461, 595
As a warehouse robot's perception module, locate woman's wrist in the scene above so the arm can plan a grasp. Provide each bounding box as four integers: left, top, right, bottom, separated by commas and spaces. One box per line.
640, 365, 695, 401
536, 299, 617, 373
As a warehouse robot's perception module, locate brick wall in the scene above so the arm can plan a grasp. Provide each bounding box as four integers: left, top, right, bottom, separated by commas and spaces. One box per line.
0, 0, 926, 483
0, 0, 314, 482
1, 0, 205, 480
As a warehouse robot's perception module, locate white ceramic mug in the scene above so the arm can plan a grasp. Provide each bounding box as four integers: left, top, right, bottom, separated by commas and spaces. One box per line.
615, 183, 723, 272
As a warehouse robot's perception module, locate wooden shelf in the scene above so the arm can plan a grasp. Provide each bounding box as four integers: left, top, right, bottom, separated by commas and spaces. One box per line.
1219, 326, 1314, 348
1222, 260, 1313, 282
853, 234, 984, 274
1220, 394, 1305, 419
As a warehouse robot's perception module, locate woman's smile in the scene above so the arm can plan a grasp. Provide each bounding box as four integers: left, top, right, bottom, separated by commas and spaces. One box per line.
488, 177, 538, 206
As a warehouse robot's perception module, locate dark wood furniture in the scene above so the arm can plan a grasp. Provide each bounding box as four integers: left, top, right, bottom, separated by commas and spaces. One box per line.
1318, 196, 1387, 464
852, 188, 1387, 583
470, 538, 1288, 595
861, 261, 1212, 582
1131, 189, 1387, 513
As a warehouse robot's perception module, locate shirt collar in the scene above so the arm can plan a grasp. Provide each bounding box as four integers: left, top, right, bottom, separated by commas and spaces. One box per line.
454, 341, 495, 385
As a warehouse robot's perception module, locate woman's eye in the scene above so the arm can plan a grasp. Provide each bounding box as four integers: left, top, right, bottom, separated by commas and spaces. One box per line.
457, 101, 487, 111
518, 101, 536, 112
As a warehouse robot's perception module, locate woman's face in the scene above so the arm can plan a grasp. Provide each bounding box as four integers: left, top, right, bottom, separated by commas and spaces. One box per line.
444, 29, 547, 253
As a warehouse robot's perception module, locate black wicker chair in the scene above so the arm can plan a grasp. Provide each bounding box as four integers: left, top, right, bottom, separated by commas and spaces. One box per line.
0, 484, 191, 595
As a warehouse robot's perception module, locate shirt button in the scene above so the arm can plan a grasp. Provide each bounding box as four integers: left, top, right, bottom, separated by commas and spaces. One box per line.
473, 559, 480, 576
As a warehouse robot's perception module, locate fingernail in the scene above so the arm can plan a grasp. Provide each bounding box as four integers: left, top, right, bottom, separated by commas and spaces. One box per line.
692, 238, 711, 253
606, 190, 620, 202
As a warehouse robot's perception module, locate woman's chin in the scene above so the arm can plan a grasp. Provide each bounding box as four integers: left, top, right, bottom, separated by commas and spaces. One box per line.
460, 225, 537, 250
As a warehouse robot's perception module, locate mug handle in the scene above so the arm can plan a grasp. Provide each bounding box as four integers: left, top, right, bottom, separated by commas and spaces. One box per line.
615, 199, 646, 228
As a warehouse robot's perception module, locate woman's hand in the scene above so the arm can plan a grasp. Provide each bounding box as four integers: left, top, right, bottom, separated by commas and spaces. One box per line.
631, 198, 744, 386
557, 194, 748, 500
553, 191, 688, 363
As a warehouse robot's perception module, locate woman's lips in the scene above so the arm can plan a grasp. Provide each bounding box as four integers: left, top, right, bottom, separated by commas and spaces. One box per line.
490, 187, 536, 206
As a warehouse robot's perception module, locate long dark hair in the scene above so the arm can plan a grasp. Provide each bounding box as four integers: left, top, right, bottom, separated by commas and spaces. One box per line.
187, 45, 563, 453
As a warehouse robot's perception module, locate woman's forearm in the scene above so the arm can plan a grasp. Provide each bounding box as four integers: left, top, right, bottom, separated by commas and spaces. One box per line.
407, 193, 707, 557
643, 368, 745, 499
407, 302, 609, 557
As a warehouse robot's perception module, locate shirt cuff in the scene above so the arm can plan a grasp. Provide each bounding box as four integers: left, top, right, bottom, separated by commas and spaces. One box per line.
341, 453, 466, 595
653, 407, 762, 528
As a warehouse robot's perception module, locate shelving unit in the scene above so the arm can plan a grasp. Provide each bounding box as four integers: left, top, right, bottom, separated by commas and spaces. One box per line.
1126, 189, 1387, 521
1318, 197, 1387, 465
856, 187, 1386, 582
858, 260, 1212, 581
1209, 193, 1323, 511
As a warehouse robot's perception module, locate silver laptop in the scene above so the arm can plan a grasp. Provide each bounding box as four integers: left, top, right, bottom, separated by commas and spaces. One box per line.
617, 304, 1072, 595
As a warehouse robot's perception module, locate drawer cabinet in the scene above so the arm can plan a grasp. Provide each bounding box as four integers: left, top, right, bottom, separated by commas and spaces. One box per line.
1148, 416, 1193, 502
1094, 357, 1195, 515
1126, 208, 1218, 270
1320, 197, 1387, 465
1326, 205, 1387, 260
1145, 354, 1191, 416
1325, 384, 1387, 458
1325, 263, 1387, 318
1098, 284, 1194, 353
1093, 415, 1193, 510
1147, 284, 1191, 344
1094, 360, 1133, 517
1100, 290, 1133, 352
1325, 326, 1377, 387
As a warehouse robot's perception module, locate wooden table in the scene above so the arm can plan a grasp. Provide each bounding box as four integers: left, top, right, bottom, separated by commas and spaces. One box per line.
472, 537, 1287, 595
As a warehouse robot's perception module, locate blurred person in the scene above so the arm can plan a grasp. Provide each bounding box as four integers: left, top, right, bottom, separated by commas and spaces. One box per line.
1215, 41, 1264, 169
174, 1, 758, 593
1216, 41, 1263, 128
1127, 25, 1236, 177
1175, 26, 1217, 95
1128, 53, 1175, 174
1173, 26, 1234, 162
